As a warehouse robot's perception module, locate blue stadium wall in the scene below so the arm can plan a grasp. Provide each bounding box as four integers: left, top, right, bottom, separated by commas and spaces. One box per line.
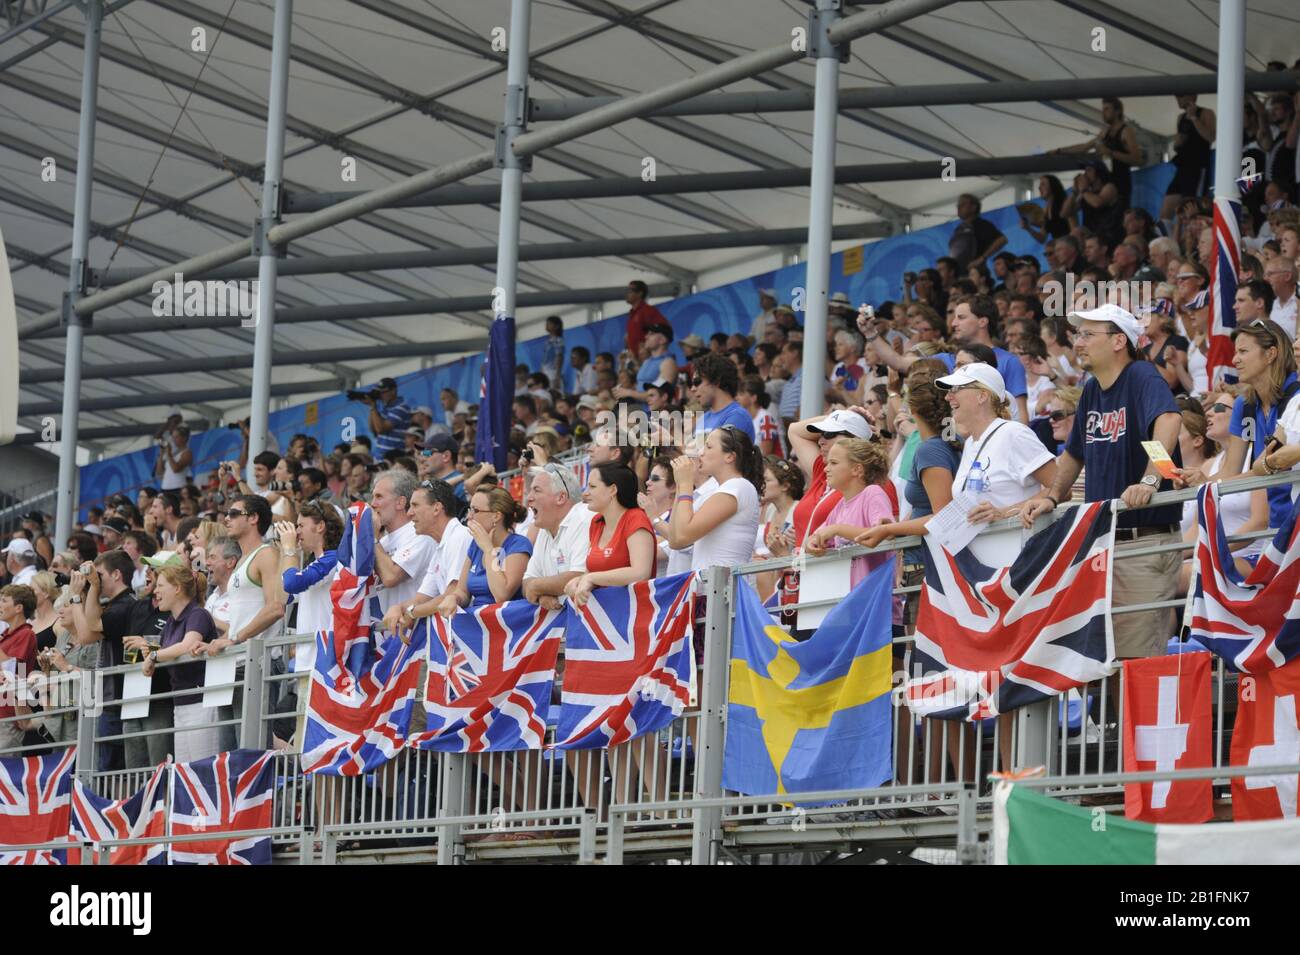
77, 162, 1176, 515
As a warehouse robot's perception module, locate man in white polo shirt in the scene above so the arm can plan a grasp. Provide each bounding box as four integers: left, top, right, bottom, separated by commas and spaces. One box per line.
3, 539, 38, 587
522, 463, 593, 611
369, 469, 433, 617
380, 479, 473, 638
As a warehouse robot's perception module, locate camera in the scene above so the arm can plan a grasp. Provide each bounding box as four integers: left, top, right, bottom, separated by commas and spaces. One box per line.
364, 462, 385, 473
903, 272, 916, 285
53, 572, 70, 588
267, 481, 294, 492
520, 446, 534, 464
225, 417, 250, 430
347, 389, 382, 402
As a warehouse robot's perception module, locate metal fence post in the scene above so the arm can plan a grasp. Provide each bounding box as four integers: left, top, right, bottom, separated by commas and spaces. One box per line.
74, 670, 98, 785
690, 567, 732, 865
437, 754, 466, 865
239, 638, 265, 750
577, 808, 597, 864
1015, 515, 1059, 773
955, 782, 980, 864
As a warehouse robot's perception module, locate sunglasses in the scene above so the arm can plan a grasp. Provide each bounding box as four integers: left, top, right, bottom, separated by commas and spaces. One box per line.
690, 377, 705, 387
646, 474, 663, 483
1209, 402, 1232, 414
1048, 410, 1073, 422
224, 509, 246, 519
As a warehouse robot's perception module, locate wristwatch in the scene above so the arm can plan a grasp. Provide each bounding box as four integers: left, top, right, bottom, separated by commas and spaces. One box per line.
404, 603, 418, 621
70, 595, 82, 605
1140, 474, 1159, 489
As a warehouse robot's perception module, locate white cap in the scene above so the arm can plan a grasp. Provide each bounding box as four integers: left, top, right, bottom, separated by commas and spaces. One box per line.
829, 291, 852, 306
807, 408, 873, 440
413, 405, 434, 419
454, 400, 471, 414
936, 361, 1008, 402
2, 539, 35, 557
576, 395, 602, 411
1067, 303, 1142, 347
165, 405, 183, 419
759, 287, 777, 299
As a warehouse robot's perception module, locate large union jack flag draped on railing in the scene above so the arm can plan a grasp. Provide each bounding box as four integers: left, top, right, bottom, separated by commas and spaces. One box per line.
70, 762, 168, 865
1207, 196, 1242, 389
554, 572, 698, 749
302, 502, 425, 775
1188, 483, 1300, 672
409, 601, 563, 753
169, 750, 275, 865
906, 502, 1116, 720
0, 748, 75, 864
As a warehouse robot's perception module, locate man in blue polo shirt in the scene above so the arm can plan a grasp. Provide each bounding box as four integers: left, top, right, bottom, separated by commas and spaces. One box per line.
1021, 303, 1183, 660
362, 377, 412, 458
691, 353, 755, 440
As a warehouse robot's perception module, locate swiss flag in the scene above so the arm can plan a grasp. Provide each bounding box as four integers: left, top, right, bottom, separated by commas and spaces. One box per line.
1122, 652, 1213, 823
1230, 658, 1300, 821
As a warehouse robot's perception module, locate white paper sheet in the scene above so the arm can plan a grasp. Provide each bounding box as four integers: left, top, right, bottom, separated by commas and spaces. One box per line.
203, 653, 239, 709
922, 491, 983, 554
119, 669, 153, 721
797, 556, 852, 632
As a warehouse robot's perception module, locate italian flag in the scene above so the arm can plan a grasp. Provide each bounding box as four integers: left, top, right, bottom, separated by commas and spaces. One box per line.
993, 782, 1300, 864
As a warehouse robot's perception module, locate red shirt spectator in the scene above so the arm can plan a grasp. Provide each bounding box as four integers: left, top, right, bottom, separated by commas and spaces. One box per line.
791, 456, 841, 548
0, 621, 37, 723
586, 508, 656, 575
625, 281, 668, 357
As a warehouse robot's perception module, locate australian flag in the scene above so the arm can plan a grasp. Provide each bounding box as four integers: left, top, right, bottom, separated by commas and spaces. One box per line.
1188, 483, 1300, 672
476, 314, 516, 471
554, 572, 698, 749
906, 502, 1117, 720
169, 750, 275, 865
303, 502, 425, 775
410, 600, 564, 752
0, 748, 75, 864
1207, 197, 1242, 388
70, 762, 168, 865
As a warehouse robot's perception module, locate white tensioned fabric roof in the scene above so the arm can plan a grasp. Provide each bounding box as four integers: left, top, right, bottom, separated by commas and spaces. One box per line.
1, 0, 1294, 456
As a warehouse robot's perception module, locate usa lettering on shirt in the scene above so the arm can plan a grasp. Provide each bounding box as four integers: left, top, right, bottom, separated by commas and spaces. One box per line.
1085, 408, 1127, 443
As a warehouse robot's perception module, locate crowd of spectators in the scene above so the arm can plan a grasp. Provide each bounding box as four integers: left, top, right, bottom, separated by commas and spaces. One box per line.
4, 83, 1300, 790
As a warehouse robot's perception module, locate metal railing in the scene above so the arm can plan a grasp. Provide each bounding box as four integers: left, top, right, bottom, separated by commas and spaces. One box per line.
2, 470, 1298, 864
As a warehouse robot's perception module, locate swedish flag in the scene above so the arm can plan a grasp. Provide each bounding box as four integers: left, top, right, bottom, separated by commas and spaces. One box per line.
723, 559, 895, 796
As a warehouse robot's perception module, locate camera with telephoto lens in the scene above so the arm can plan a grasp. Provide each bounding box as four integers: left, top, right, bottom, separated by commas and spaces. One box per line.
347, 388, 382, 402
267, 481, 294, 492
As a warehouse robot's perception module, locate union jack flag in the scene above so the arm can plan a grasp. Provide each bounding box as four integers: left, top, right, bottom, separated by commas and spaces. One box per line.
0, 748, 75, 864
1188, 483, 1300, 672
70, 762, 168, 865
169, 750, 275, 865
1207, 196, 1242, 388
409, 601, 563, 752
554, 572, 698, 749
906, 502, 1117, 720
303, 501, 425, 775
571, 455, 590, 493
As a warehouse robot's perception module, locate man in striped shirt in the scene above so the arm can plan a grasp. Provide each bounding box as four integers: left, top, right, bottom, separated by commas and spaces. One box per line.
364, 377, 412, 458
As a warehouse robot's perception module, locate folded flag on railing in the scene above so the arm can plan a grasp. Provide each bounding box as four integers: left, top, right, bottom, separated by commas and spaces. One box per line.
1189, 483, 1300, 672
1228, 659, 1300, 821
906, 500, 1116, 720
992, 780, 1300, 864
555, 571, 698, 750
302, 621, 426, 775
0, 747, 75, 864
70, 761, 168, 865
169, 749, 275, 865
303, 499, 425, 775
1121, 652, 1213, 824
723, 563, 894, 797
410, 601, 563, 753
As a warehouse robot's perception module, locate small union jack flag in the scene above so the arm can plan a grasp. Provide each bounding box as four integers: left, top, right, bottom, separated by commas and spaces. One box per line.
0, 748, 75, 865
554, 572, 698, 749
1188, 483, 1300, 672
169, 750, 275, 865
1207, 197, 1242, 388
906, 502, 1117, 720
71, 762, 168, 865
410, 601, 563, 752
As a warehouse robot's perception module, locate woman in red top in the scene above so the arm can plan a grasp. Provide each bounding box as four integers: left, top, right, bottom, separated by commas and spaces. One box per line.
565, 464, 655, 607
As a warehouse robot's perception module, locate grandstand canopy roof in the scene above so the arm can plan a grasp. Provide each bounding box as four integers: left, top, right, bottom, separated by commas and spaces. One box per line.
3, 0, 1296, 455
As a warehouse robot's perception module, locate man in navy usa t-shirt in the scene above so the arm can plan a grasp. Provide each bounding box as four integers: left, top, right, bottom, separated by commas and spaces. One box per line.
1020, 304, 1183, 660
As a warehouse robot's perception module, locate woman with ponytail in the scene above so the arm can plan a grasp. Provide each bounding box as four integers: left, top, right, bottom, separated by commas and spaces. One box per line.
738, 374, 782, 457
668, 426, 763, 571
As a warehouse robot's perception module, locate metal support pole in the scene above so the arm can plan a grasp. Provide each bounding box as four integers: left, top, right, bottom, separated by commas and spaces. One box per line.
238, 640, 265, 750
690, 568, 732, 866
247, 0, 292, 481
1213, 0, 1246, 206
494, 0, 531, 322
53, 0, 101, 546
437, 755, 466, 865
799, 0, 843, 422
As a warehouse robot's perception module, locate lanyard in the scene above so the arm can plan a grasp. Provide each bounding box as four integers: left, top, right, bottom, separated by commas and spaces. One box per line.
960, 420, 1008, 492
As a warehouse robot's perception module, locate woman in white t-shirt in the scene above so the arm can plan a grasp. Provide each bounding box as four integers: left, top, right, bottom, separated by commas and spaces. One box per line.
940, 362, 1057, 568
667, 426, 763, 572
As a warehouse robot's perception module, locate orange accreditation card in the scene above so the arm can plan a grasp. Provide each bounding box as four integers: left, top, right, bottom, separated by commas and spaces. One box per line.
1141, 441, 1179, 481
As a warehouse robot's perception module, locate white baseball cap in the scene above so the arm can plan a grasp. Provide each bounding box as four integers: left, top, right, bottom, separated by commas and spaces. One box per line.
936, 361, 1008, 402
806, 408, 873, 440
2, 539, 35, 557
413, 405, 434, 419
1067, 303, 1143, 347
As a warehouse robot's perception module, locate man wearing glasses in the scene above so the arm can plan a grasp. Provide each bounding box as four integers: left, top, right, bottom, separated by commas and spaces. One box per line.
1267, 260, 1298, 340
521, 464, 593, 611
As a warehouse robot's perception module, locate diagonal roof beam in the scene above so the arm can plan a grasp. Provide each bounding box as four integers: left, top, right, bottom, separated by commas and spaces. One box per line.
559, 0, 983, 170
30, 12, 690, 282
1053, 0, 1218, 71
348, 0, 904, 221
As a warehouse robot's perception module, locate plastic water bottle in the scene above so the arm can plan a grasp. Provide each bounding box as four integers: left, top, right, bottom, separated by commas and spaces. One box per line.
967, 460, 987, 498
